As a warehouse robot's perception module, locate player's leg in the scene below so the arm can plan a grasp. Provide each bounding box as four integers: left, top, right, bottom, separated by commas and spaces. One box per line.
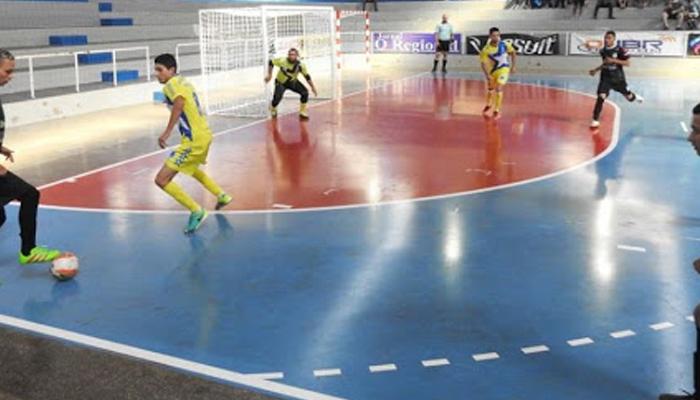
156, 159, 207, 234
658, 303, 700, 399
190, 141, 232, 212
492, 69, 510, 119
614, 80, 644, 104
287, 80, 310, 119
270, 83, 287, 118
433, 50, 442, 72
591, 79, 611, 128
663, 11, 671, 29
0, 171, 61, 264
483, 76, 495, 117
442, 50, 448, 73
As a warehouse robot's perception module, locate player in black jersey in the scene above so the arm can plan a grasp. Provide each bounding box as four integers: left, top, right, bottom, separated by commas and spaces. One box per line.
588, 31, 644, 129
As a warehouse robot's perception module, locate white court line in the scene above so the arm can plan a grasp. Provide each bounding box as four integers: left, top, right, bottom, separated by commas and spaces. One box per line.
617, 244, 647, 253
368, 364, 397, 373
246, 372, 285, 380
610, 330, 636, 339
681, 121, 690, 134
421, 358, 450, 368
685, 237, 700, 242
567, 337, 594, 347
131, 168, 151, 176
649, 322, 675, 331
272, 204, 293, 210
33, 80, 622, 216
688, 315, 696, 322
313, 369, 342, 378
0, 314, 343, 400
472, 352, 500, 362
521, 345, 550, 355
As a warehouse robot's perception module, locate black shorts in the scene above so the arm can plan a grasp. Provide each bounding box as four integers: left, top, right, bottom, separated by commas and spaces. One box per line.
437, 40, 451, 53
597, 78, 631, 97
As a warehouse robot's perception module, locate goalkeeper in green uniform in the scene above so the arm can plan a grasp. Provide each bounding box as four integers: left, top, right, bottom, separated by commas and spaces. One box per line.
265, 48, 318, 120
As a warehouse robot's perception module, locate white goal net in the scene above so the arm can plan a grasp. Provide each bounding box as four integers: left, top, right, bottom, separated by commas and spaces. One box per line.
199, 6, 337, 117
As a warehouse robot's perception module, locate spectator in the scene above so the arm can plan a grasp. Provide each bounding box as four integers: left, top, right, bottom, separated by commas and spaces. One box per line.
554, 0, 567, 8
594, 0, 616, 19
658, 105, 700, 400
686, 0, 700, 29
663, 0, 686, 30
572, 0, 586, 17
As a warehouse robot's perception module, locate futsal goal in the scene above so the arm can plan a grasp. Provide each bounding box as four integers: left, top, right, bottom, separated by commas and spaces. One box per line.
199, 5, 337, 118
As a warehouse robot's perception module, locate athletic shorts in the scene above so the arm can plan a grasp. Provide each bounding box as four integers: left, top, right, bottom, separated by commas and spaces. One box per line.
490, 67, 510, 86
437, 40, 452, 53
597, 78, 631, 97
165, 136, 212, 176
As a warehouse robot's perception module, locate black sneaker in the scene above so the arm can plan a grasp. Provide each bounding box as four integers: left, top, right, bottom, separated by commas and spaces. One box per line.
659, 391, 699, 399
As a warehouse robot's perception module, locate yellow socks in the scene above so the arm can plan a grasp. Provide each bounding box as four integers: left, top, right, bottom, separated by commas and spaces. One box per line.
486, 89, 495, 108
495, 91, 504, 111
162, 181, 201, 212
192, 169, 224, 197
300, 103, 308, 116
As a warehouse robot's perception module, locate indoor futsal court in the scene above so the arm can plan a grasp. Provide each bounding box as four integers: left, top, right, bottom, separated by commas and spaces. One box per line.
1, 1, 700, 400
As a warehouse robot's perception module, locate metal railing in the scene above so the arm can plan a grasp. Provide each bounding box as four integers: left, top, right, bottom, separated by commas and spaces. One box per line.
15, 46, 151, 99
175, 41, 200, 69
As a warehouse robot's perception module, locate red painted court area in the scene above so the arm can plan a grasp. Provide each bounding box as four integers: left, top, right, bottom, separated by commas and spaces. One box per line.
40, 77, 615, 211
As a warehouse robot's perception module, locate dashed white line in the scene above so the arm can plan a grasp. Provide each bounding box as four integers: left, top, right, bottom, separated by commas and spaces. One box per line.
688, 315, 696, 323
313, 368, 342, 378
247, 372, 285, 380
472, 352, 500, 362
567, 337, 595, 347
684, 237, 700, 242
421, 358, 450, 368
521, 345, 550, 355
650, 322, 675, 331
131, 168, 150, 176
616, 244, 647, 253
610, 330, 636, 339
272, 203, 293, 209
369, 364, 397, 373
681, 121, 690, 134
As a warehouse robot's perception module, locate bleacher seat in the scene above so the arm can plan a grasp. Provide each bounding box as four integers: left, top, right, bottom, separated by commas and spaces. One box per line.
78, 52, 113, 65
49, 35, 88, 46
100, 18, 133, 26
101, 70, 139, 83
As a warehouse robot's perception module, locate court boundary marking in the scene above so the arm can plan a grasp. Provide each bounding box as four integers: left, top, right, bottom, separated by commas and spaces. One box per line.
0, 314, 344, 400
33, 76, 621, 215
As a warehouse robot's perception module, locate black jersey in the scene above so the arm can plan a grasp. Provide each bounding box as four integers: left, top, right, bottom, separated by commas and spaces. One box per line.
0, 97, 5, 146
599, 45, 630, 82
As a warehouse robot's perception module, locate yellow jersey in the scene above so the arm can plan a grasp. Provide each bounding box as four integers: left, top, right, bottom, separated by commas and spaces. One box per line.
480, 41, 515, 73
162, 75, 211, 144
271, 57, 311, 84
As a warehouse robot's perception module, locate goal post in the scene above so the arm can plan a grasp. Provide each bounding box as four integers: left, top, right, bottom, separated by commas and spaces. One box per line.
199, 5, 338, 118
336, 9, 371, 70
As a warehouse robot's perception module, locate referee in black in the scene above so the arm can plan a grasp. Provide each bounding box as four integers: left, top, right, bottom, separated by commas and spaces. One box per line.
0, 49, 62, 265
659, 104, 700, 400
588, 31, 643, 129
432, 14, 454, 74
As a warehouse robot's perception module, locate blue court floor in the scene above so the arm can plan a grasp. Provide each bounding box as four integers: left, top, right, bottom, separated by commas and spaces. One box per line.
1, 74, 699, 399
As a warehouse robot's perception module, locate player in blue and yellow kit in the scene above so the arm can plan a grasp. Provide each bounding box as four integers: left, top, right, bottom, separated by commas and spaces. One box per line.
153, 54, 232, 234
480, 27, 516, 120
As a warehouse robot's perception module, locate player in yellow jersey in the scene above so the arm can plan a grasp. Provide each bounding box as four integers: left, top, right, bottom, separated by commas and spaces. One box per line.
265, 48, 318, 120
153, 54, 232, 234
479, 27, 517, 120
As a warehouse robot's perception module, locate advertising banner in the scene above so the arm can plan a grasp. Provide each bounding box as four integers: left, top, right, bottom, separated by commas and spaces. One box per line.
466, 33, 561, 56
570, 31, 686, 56
688, 33, 700, 56
371, 32, 463, 54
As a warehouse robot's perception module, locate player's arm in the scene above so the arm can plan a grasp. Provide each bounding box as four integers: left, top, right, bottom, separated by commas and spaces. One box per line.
508, 44, 517, 73
265, 58, 280, 83
479, 50, 490, 80
159, 96, 184, 149
302, 64, 317, 97
605, 48, 631, 67
589, 64, 603, 76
